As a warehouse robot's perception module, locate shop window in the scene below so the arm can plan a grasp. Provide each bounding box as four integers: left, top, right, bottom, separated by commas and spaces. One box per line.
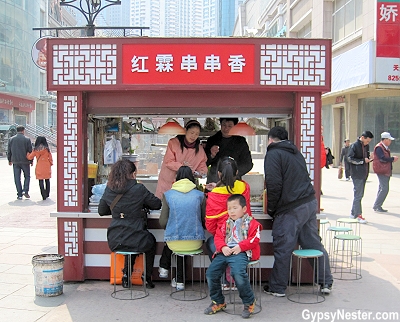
359, 97, 400, 153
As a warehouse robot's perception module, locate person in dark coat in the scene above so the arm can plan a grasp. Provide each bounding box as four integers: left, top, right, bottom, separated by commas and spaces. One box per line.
7, 125, 32, 199
98, 159, 162, 288
347, 131, 374, 224
263, 126, 333, 297
340, 139, 351, 180
205, 117, 253, 184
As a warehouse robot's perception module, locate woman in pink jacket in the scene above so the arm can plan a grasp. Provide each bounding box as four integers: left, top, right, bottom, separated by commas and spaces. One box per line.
155, 120, 208, 199
27, 136, 53, 200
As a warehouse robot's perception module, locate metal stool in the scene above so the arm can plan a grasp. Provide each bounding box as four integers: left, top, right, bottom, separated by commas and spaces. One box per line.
319, 219, 331, 247
326, 226, 353, 257
331, 234, 362, 280
224, 260, 262, 315
111, 251, 148, 300
170, 249, 207, 301
288, 249, 325, 304
336, 218, 360, 236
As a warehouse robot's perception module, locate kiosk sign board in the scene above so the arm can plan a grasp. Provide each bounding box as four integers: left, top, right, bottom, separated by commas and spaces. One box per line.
122, 44, 255, 85
376, 0, 400, 83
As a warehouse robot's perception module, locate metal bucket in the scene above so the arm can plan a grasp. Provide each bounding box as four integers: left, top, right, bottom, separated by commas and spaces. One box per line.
32, 254, 64, 297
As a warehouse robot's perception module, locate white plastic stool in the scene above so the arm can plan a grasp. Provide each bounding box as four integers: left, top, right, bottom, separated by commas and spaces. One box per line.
288, 249, 325, 304
170, 249, 207, 301
111, 251, 148, 300
223, 260, 262, 315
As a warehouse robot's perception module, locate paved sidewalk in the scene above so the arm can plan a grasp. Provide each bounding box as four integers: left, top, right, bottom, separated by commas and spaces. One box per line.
0, 155, 399, 322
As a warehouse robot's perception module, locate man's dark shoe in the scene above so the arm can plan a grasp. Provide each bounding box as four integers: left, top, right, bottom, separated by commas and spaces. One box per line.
145, 278, 155, 289
374, 208, 388, 213
23, 193, 30, 199
263, 284, 285, 297
320, 283, 333, 294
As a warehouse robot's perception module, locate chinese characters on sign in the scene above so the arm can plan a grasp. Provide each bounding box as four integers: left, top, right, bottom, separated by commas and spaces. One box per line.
376, 1, 400, 57
130, 54, 246, 73
376, 1, 400, 84
122, 44, 254, 85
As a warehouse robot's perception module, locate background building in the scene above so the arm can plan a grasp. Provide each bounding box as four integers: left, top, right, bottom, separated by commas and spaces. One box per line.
233, 0, 400, 173
0, 0, 41, 126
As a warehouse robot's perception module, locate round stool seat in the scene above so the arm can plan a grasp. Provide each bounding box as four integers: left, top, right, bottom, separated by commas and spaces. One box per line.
288, 249, 325, 304
293, 249, 323, 258
328, 226, 352, 233
334, 234, 361, 241
320, 219, 330, 225
337, 218, 358, 224
173, 249, 203, 256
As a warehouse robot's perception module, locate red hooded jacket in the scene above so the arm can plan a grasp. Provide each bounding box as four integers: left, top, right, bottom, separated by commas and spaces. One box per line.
205, 180, 252, 236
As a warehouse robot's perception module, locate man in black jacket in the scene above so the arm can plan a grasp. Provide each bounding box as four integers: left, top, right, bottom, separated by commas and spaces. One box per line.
263, 126, 332, 297
348, 131, 374, 224
7, 125, 32, 200
205, 117, 253, 184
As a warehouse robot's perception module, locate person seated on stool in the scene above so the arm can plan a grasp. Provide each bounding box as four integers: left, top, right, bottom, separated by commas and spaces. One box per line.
204, 194, 262, 319
98, 159, 162, 289
158, 166, 206, 291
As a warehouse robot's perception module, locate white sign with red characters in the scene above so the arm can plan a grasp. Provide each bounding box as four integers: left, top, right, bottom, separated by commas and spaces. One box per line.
122, 44, 255, 85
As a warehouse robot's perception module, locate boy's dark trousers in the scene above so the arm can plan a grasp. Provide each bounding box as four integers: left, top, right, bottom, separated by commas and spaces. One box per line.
206, 252, 255, 305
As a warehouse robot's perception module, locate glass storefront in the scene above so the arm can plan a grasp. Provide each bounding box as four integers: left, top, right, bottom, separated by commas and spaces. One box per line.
359, 97, 400, 153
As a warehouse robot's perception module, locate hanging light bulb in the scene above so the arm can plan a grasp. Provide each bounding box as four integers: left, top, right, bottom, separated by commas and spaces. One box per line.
229, 119, 256, 136
158, 120, 185, 135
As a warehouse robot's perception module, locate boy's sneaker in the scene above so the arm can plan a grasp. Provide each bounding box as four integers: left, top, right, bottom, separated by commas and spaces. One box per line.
242, 300, 256, 319
263, 284, 285, 297
158, 267, 168, 278
356, 215, 368, 224
320, 284, 332, 294
17, 196, 22, 200
204, 301, 227, 315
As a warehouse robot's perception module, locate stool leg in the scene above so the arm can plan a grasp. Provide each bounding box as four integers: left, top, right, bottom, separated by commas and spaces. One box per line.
113, 252, 117, 295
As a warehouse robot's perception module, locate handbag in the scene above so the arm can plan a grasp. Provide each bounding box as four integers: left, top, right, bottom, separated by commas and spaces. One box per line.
338, 166, 343, 179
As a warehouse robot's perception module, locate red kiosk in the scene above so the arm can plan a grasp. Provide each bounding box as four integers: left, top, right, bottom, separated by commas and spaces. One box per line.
48, 37, 331, 281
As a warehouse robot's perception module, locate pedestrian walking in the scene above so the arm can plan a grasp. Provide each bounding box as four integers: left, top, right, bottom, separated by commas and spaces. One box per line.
348, 131, 374, 224
372, 132, 399, 213
340, 139, 351, 180
263, 126, 333, 297
27, 136, 53, 200
7, 125, 32, 200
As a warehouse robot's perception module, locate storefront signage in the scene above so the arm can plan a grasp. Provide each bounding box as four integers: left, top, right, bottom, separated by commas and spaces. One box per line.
335, 95, 345, 104
376, 0, 400, 83
0, 93, 35, 112
122, 44, 255, 85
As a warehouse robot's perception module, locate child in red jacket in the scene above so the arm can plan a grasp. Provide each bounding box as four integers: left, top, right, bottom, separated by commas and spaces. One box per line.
204, 194, 262, 319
